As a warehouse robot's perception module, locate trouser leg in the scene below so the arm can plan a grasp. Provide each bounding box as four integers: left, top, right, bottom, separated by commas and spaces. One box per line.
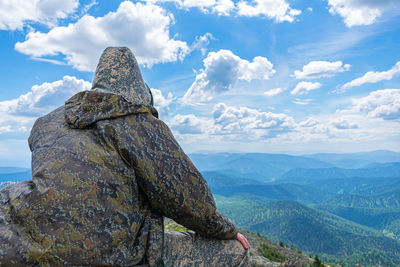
163, 231, 249, 267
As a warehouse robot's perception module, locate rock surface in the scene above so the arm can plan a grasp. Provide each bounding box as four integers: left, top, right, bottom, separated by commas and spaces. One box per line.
165, 219, 319, 267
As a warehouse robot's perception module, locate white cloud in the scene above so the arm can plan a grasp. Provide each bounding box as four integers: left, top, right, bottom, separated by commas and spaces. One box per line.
349, 89, 400, 120
212, 103, 296, 139
169, 103, 296, 140
183, 49, 275, 103
0, 76, 90, 117
237, 0, 301, 22
146, 0, 300, 21
264, 88, 284, 97
0, 0, 79, 30
294, 60, 350, 79
299, 118, 318, 127
342, 61, 400, 90
15, 1, 189, 71
212, 0, 235, 15
288, 113, 387, 145
169, 114, 212, 134
150, 88, 174, 116
0, 76, 90, 134
291, 81, 321, 95
293, 98, 313, 105
332, 118, 358, 129
178, 0, 235, 15
167, 100, 399, 149
327, 0, 399, 27
190, 33, 214, 56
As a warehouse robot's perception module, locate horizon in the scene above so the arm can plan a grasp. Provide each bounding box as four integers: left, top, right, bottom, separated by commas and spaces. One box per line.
1, 0, 400, 167
2, 149, 399, 169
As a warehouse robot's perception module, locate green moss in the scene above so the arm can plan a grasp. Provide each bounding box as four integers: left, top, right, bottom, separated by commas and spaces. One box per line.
257, 243, 287, 263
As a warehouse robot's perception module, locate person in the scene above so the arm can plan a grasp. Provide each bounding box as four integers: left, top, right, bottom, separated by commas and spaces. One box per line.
0, 47, 250, 266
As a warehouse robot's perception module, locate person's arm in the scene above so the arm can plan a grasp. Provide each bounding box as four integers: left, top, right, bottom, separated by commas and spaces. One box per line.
116, 113, 237, 239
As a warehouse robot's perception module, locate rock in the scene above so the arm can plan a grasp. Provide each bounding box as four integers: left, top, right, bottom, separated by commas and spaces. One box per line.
165, 219, 317, 267
250, 255, 280, 267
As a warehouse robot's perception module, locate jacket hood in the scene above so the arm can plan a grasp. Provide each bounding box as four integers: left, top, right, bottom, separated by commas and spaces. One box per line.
64, 90, 158, 129
91, 47, 152, 106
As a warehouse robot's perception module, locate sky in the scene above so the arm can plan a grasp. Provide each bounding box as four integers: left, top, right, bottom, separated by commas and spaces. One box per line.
0, 0, 400, 167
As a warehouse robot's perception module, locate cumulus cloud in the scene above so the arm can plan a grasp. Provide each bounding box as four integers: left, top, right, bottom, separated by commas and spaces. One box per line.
288, 114, 377, 145
291, 81, 321, 95
183, 49, 275, 103
15, 1, 189, 71
146, 0, 300, 21
212, 0, 236, 15
150, 88, 174, 116
327, 0, 399, 27
293, 61, 351, 79
168, 99, 398, 147
332, 118, 358, 129
299, 118, 318, 127
264, 88, 284, 97
342, 61, 400, 90
349, 89, 400, 120
0, 76, 90, 134
0, 76, 90, 117
237, 0, 301, 22
179, 0, 234, 15
0, 0, 78, 30
212, 103, 296, 139
169, 103, 296, 140
169, 114, 211, 134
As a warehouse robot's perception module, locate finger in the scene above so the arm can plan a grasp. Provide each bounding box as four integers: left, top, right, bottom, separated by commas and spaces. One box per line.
244, 236, 250, 248
241, 239, 248, 250
239, 235, 249, 250
243, 237, 250, 249
236, 234, 245, 249
246, 239, 251, 249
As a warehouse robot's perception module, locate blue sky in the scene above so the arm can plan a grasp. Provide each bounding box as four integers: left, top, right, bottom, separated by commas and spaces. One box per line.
0, 0, 400, 167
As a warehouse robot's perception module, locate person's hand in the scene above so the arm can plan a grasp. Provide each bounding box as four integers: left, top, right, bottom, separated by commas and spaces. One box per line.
236, 233, 251, 250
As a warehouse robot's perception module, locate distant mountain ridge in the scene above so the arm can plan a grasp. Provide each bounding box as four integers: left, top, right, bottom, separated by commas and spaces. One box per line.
190, 151, 400, 183
303, 150, 400, 169
190, 153, 334, 182
279, 163, 400, 184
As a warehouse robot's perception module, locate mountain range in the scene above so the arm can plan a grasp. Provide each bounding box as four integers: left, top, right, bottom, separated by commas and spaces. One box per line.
1, 150, 400, 266
191, 151, 400, 266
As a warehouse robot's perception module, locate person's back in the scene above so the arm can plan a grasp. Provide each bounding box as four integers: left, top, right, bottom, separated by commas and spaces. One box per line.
23, 92, 159, 265
0, 47, 249, 266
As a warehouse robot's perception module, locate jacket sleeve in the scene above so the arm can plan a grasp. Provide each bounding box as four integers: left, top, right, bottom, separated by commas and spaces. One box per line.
115, 113, 238, 240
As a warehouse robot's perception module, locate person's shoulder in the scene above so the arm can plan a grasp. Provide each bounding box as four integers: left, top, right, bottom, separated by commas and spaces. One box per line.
28, 106, 65, 150
142, 112, 171, 131
33, 106, 65, 127
120, 109, 165, 126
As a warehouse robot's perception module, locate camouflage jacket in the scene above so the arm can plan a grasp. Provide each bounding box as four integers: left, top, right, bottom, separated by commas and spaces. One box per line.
0, 90, 237, 266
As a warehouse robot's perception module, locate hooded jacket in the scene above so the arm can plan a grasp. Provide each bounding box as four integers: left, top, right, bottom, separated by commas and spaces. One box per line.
0, 48, 237, 266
